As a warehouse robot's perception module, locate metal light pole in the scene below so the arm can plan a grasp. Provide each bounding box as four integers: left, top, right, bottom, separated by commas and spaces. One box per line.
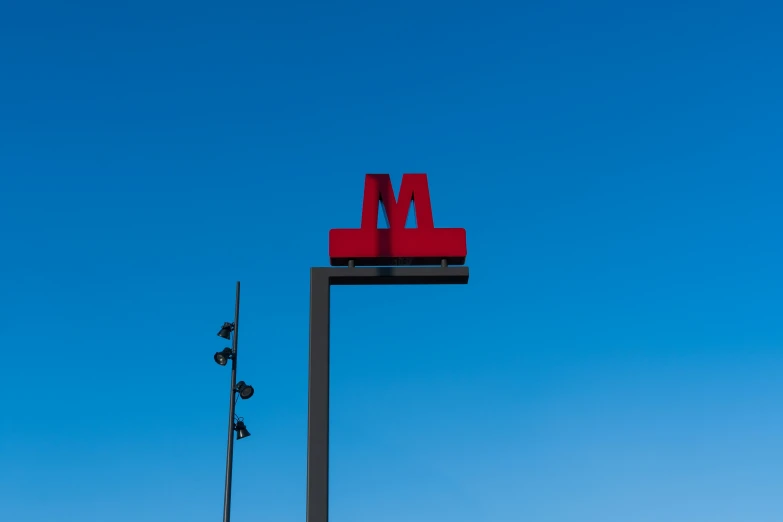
223, 281, 240, 522
213, 282, 254, 522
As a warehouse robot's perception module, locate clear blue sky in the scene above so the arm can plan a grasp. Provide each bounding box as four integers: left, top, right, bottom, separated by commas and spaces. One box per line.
1, 1, 782, 521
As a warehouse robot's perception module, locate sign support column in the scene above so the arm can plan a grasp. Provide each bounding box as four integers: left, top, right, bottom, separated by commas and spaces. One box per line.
306, 266, 469, 522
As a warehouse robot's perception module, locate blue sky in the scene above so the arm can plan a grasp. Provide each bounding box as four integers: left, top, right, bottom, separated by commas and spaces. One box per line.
1, 1, 782, 521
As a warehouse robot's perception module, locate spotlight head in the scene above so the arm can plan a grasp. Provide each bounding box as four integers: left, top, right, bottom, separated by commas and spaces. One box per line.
236, 381, 254, 400
217, 322, 234, 340
214, 347, 232, 366
235, 420, 250, 440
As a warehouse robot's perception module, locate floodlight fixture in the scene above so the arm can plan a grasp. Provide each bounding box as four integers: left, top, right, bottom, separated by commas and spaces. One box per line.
236, 381, 254, 400
214, 347, 233, 366
217, 322, 234, 340
235, 419, 250, 440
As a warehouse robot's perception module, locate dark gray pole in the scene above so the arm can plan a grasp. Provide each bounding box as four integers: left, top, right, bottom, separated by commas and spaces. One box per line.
223, 281, 240, 522
307, 271, 331, 522
306, 267, 469, 522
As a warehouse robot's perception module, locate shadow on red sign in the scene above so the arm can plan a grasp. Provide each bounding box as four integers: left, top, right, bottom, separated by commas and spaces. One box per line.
329, 174, 467, 266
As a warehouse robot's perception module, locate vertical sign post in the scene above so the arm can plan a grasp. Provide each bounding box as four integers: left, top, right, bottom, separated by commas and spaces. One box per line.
307, 174, 470, 522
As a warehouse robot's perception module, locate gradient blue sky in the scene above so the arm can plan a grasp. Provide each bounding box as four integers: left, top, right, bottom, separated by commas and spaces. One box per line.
1, 1, 782, 521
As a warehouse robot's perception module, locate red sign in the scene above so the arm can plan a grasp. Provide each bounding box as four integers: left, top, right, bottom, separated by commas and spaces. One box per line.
329, 174, 467, 266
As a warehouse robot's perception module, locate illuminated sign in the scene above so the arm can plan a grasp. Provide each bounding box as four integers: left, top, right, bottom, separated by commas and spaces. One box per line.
329, 174, 467, 266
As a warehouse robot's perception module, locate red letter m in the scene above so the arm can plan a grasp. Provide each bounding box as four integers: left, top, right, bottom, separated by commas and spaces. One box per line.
329, 174, 467, 266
